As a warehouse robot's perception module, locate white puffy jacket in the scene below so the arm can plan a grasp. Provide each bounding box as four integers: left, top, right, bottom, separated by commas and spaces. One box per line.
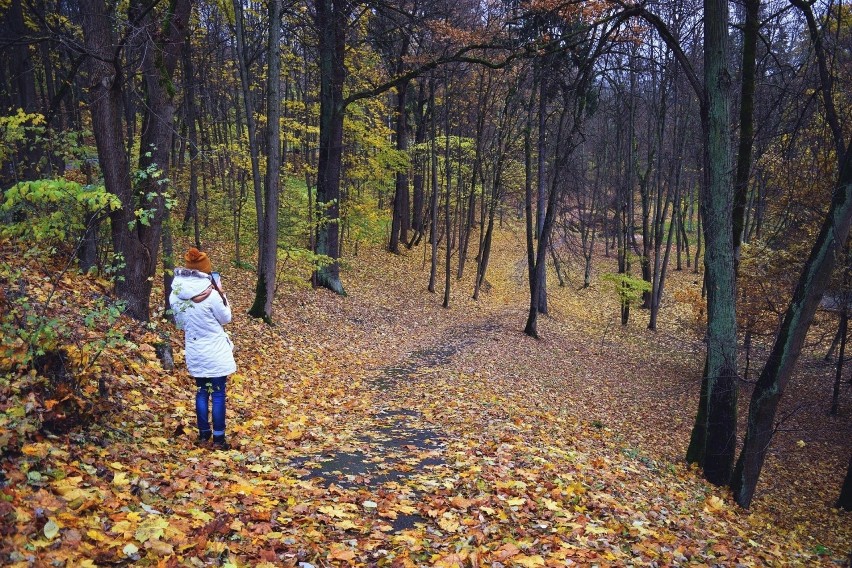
169, 268, 236, 378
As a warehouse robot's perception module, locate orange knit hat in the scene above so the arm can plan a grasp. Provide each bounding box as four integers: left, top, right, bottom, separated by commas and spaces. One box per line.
184, 247, 212, 274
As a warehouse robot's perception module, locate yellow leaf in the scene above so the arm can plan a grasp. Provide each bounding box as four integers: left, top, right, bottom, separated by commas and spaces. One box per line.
319, 505, 351, 519
438, 515, 460, 533
135, 517, 169, 543
704, 495, 726, 513
285, 429, 304, 441
328, 544, 356, 561
334, 519, 360, 530
112, 472, 129, 487
513, 554, 545, 567
87, 529, 107, 542
189, 508, 213, 522
21, 443, 51, 458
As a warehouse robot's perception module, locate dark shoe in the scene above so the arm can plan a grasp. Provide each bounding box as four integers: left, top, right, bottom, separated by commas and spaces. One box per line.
212, 435, 230, 450
197, 431, 211, 446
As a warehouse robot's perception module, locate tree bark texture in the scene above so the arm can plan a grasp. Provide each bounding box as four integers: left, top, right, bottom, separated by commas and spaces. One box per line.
314, 0, 347, 295
687, 0, 738, 486
181, 35, 201, 246
81, 0, 189, 321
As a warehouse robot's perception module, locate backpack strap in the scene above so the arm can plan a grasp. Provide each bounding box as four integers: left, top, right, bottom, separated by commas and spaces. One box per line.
191, 285, 214, 303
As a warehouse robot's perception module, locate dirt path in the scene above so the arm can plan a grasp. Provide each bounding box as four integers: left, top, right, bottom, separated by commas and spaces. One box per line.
284, 320, 503, 534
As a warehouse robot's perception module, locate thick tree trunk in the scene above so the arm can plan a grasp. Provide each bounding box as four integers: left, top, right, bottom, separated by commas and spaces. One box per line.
314, 0, 347, 295
686, 0, 738, 486
7, 0, 41, 181
133, 0, 190, 319
81, 0, 189, 321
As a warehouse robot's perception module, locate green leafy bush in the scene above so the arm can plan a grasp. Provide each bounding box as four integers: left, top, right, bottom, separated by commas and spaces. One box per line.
601, 272, 652, 308
1, 178, 120, 254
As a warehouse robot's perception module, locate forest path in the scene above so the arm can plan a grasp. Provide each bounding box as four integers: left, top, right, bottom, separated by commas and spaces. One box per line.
282, 317, 504, 533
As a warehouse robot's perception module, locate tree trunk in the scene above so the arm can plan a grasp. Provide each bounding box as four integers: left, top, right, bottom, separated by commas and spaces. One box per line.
730, 0, 852, 508
428, 80, 439, 293
686, 0, 738, 486
249, 0, 282, 321
81, 0, 189, 321
523, 74, 537, 331
7, 0, 41, 181
526, 104, 570, 338
831, 306, 847, 416
231, 0, 264, 247
411, 82, 427, 240
313, 0, 348, 295
731, 139, 852, 507
77, 163, 99, 272
732, 0, 759, 273
389, 80, 410, 253
443, 115, 452, 308
838, 454, 852, 511
181, 35, 200, 247
535, 76, 548, 314
649, 191, 677, 330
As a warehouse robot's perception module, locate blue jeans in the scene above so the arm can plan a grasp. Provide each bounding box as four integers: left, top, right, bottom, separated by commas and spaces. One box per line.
195, 376, 226, 438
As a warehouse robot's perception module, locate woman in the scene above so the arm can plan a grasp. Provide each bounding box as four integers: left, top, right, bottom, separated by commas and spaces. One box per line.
169, 247, 236, 450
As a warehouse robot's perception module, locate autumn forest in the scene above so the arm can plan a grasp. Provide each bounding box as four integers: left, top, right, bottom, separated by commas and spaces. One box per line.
1, 0, 851, 565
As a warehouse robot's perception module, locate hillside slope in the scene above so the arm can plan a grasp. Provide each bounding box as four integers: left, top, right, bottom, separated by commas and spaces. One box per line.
0, 230, 850, 566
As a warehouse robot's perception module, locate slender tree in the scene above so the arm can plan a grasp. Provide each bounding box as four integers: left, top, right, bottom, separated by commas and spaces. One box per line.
248, 0, 283, 322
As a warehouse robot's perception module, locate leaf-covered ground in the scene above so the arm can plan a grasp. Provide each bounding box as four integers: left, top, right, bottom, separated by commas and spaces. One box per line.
1, 228, 851, 566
